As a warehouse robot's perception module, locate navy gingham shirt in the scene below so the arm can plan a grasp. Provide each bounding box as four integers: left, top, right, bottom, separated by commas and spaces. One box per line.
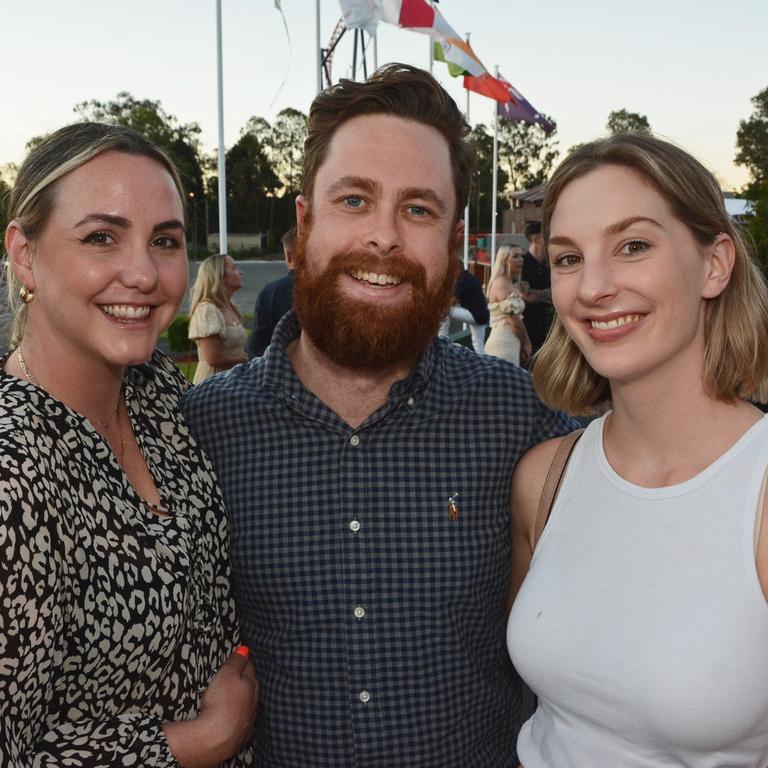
183, 311, 576, 767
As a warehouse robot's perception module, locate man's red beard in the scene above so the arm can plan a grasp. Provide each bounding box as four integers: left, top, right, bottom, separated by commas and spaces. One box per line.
293, 224, 461, 370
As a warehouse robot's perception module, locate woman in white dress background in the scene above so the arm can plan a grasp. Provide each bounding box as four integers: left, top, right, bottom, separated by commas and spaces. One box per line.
485, 244, 531, 365
188, 253, 248, 383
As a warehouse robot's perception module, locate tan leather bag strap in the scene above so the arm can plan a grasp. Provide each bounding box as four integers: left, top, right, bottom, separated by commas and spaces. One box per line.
533, 429, 584, 549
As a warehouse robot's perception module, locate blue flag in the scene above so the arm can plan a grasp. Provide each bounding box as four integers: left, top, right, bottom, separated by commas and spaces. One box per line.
496, 73, 556, 136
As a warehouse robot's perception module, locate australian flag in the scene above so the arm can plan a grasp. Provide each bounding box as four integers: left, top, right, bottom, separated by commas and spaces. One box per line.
496, 73, 556, 136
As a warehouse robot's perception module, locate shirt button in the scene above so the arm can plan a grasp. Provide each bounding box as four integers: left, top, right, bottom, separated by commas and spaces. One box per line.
359, 690, 371, 704
407, 396, 415, 407
349, 519, 361, 532
349, 435, 360, 446
353, 605, 366, 619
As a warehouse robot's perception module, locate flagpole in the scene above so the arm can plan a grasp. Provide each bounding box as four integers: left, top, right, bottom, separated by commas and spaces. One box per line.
216, 0, 227, 253
429, 1, 435, 72
316, 0, 322, 92
490, 65, 500, 271
463, 33, 470, 270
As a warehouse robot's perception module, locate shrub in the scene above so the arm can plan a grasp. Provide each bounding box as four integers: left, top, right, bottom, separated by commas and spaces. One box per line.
167, 314, 191, 353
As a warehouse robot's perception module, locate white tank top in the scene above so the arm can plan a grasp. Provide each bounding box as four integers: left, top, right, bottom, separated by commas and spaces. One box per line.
508, 413, 768, 768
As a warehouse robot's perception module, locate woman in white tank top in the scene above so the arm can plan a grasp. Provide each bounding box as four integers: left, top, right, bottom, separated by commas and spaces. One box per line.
507, 134, 768, 768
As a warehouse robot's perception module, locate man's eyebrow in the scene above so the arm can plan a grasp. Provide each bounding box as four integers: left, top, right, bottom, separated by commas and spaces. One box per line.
548, 216, 664, 247
398, 187, 447, 215
74, 213, 131, 229
325, 176, 379, 197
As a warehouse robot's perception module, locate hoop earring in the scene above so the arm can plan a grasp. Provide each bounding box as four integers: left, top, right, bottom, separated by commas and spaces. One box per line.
19, 285, 35, 304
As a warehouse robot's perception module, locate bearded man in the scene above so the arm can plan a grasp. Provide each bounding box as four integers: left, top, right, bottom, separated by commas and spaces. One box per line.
183, 63, 576, 768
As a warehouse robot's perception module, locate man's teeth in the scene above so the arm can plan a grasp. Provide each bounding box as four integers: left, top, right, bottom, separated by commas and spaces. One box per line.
350, 270, 402, 286
101, 305, 151, 320
590, 314, 643, 330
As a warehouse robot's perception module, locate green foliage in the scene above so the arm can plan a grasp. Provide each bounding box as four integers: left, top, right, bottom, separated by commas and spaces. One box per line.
167, 314, 191, 353
497, 118, 559, 192
0, 176, 10, 239
736, 87, 768, 185
269, 108, 308, 197
606, 109, 651, 135
225, 130, 280, 233
214, 109, 306, 239
742, 182, 768, 270
73, 92, 206, 204
468, 123, 509, 231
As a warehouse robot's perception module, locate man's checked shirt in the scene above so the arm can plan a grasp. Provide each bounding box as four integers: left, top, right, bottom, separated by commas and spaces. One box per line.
183, 311, 576, 768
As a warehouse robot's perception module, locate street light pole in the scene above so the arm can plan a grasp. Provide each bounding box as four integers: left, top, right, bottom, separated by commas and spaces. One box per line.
216, 0, 228, 253
189, 192, 198, 255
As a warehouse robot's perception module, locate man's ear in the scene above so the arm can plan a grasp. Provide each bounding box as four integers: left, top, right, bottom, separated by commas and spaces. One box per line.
5, 220, 36, 292
295, 195, 309, 235
701, 233, 735, 299
453, 218, 465, 247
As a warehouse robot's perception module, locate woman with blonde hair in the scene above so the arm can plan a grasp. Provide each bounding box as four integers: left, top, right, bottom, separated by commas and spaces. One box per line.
0, 122, 257, 767
484, 243, 531, 364
507, 133, 768, 766
188, 253, 248, 383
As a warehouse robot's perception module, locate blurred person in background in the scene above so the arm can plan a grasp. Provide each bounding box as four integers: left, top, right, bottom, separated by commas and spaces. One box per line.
188, 253, 248, 383
248, 227, 296, 358
485, 244, 530, 365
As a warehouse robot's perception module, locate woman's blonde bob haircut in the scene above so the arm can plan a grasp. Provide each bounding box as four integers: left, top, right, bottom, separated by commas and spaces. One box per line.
3, 122, 186, 347
533, 132, 768, 415
189, 254, 242, 322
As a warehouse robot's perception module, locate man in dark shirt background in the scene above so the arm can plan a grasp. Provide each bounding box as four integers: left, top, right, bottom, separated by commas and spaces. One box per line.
440, 264, 490, 352
521, 221, 554, 356
247, 227, 295, 357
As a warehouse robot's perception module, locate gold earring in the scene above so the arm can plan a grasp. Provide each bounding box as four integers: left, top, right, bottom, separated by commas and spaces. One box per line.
19, 285, 35, 304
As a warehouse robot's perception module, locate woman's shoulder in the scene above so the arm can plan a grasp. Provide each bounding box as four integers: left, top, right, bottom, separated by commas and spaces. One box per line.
0, 376, 73, 476
192, 300, 224, 318
189, 301, 225, 338
488, 276, 513, 302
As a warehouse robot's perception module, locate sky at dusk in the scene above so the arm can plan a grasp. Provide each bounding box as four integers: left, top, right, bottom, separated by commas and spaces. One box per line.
2, 0, 767, 190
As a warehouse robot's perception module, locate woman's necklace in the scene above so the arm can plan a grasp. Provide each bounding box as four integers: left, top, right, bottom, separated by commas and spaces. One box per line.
16, 346, 125, 457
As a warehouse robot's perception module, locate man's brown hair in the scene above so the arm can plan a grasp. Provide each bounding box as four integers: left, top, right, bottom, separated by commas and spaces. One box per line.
301, 62, 475, 221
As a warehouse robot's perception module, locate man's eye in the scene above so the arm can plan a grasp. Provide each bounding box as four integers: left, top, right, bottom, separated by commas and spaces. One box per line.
408, 205, 430, 217
344, 196, 364, 208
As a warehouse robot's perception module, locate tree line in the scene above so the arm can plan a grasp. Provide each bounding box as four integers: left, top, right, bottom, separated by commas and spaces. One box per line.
0, 89, 766, 268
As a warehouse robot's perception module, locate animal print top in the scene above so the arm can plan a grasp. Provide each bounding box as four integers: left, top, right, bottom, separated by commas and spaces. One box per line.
0, 351, 250, 767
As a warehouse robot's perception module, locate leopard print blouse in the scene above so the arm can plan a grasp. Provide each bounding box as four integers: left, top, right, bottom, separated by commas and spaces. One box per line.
0, 351, 252, 767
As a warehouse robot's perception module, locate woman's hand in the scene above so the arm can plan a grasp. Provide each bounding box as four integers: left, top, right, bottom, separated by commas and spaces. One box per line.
163, 647, 259, 768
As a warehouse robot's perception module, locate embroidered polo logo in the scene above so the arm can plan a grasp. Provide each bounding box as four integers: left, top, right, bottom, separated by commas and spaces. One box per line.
448, 492, 460, 522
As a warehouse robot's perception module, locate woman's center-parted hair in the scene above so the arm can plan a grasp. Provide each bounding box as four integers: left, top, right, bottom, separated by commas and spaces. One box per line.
531, 132, 768, 414
3, 122, 187, 347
